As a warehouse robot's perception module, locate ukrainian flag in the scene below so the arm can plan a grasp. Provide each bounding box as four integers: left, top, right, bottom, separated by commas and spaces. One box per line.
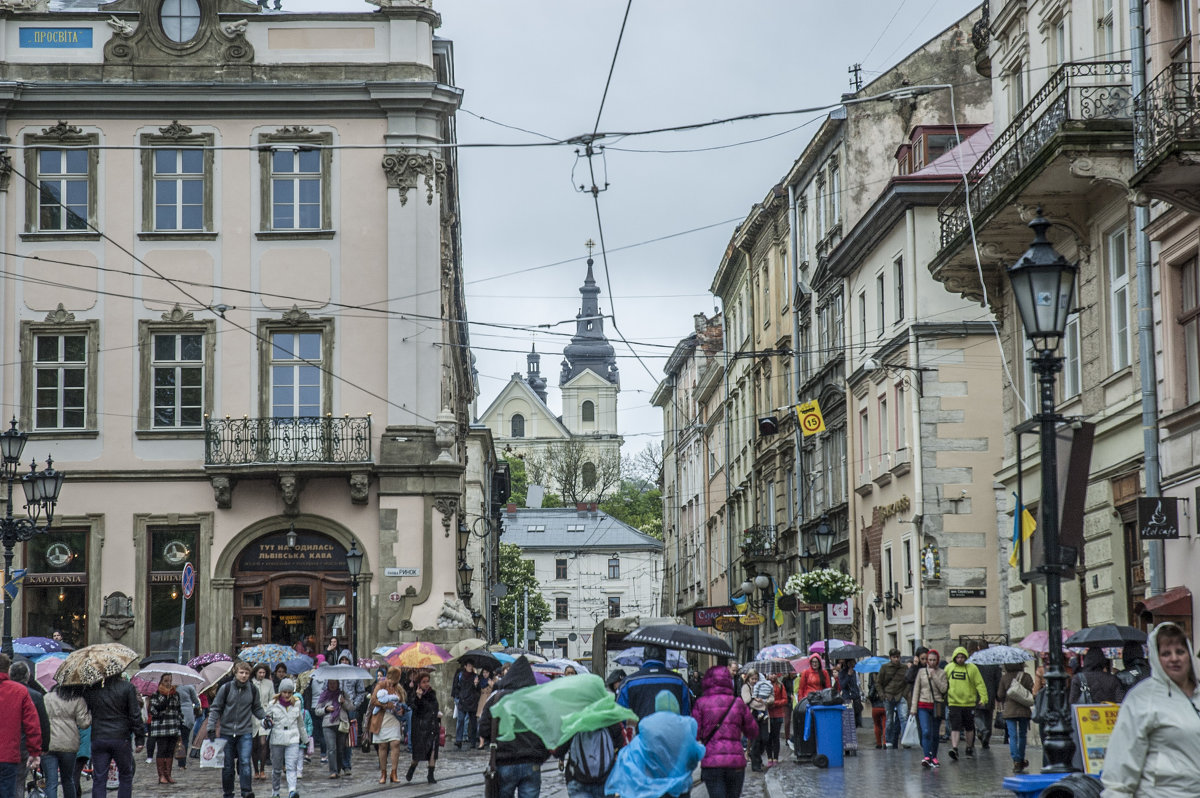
1009, 493, 1036, 567
772, 577, 785, 627
731, 593, 748, 614
3, 568, 27, 600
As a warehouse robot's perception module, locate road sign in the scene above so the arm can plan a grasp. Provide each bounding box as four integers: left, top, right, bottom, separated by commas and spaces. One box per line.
388, 592, 402, 602
827, 597, 853, 626
796, 400, 826, 437
181, 562, 195, 600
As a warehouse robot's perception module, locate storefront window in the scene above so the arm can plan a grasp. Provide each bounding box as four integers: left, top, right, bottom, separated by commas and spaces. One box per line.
146, 526, 200, 660
23, 530, 88, 646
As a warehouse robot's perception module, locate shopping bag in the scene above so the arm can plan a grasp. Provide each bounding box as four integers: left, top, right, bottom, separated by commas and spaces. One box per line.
900, 716, 920, 749
200, 738, 227, 769
105, 761, 119, 789
348, 718, 358, 748
306, 736, 316, 756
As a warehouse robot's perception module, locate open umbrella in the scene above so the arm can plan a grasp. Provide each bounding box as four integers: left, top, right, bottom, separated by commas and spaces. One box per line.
135, 662, 204, 685
1017, 629, 1076, 653
35, 657, 63, 690
187, 653, 232, 670
967, 645, 1035, 666
855, 656, 889, 674
456, 649, 502, 671
237, 644, 297, 667
198, 661, 234, 693
755, 659, 796, 676
385, 642, 452, 669
534, 658, 590, 675
320, 664, 373, 681
807, 639, 854, 654
284, 655, 314, 675
54, 643, 140, 686
14, 637, 61, 656
827, 644, 873, 660
492, 652, 516, 664
448, 637, 489, 659
756, 643, 803, 661
1064, 625, 1147, 648
614, 648, 687, 669
623, 624, 734, 658
358, 658, 381, 671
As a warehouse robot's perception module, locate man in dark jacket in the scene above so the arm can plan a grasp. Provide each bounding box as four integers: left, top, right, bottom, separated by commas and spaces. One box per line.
971, 655, 1002, 750
877, 649, 909, 749
83, 673, 144, 798
1116, 642, 1151, 691
615, 645, 691, 719
1069, 647, 1126, 706
479, 658, 550, 798
207, 661, 267, 798
453, 663, 481, 749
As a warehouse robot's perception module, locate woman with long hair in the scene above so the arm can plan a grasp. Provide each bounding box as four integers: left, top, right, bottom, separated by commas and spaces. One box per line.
250, 663, 274, 780
315, 679, 355, 778
147, 674, 183, 785
405, 671, 441, 784
369, 667, 407, 783
909, 649, 948, 769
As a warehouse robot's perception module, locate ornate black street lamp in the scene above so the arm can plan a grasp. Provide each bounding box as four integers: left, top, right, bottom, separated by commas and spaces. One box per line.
1007, 210, 1079, 773
345, 544, 363, 663
811, 515, 835, 668
0, 418, 65, 657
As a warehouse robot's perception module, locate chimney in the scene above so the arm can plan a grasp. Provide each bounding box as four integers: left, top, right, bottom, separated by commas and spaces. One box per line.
506, 503, 517, 515
576, 502, 587, 516
588, 502, 598, 514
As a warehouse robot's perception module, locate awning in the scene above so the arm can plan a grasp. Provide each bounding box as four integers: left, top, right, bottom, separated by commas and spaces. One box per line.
1134, 586, 1193, 617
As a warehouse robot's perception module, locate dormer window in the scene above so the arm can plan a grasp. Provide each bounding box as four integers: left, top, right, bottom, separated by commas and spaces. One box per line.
161, 0, 201, 43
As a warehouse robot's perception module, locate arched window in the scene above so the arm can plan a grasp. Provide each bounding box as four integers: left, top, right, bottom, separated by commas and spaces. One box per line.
582, 461, 596, 488
510, 414, 525, 438
160, 0, 201, 42
582, 400, 595, 422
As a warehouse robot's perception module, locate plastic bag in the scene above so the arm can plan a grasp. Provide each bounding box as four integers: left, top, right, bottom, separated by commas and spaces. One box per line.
900, 716, 920, 749
200, 738, 227, 769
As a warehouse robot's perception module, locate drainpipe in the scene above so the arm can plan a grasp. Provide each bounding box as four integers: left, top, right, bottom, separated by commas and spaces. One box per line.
905, 207, 925, 649
789, 184, 805, 534
672, 373, 682, 612
718, 297, 735, 647
1130, 0, 1165, 596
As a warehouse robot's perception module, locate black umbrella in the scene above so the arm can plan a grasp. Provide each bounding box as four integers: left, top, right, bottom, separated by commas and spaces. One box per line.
457, 649, 502, 671
139, 653, 177, 668
827, 644, 873, 660
623, 624, 735, 657
1064, 625, 1147, 648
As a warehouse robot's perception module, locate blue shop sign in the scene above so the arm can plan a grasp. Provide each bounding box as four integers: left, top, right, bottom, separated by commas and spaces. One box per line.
19, 28, 93, 48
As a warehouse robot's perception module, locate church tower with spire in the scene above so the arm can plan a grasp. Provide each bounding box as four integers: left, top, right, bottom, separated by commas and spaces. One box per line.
558, 253, 620, 441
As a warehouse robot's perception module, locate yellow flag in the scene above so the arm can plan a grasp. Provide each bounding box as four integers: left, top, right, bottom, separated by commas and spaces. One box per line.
1009, 493, 1037, 567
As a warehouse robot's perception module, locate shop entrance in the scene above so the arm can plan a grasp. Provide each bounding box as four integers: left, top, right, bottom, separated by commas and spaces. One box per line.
232, 528, 351, 652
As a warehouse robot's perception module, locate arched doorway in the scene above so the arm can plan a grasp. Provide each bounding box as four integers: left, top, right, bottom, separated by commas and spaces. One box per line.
231, 526, 353, 652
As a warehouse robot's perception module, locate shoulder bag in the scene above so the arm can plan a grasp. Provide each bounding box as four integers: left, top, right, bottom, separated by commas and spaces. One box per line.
484, 718, 500, 798
700, 699, 738, 746
1007, 674, 1035, 708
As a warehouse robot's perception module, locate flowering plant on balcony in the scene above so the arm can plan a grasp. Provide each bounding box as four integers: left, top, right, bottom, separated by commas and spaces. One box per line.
784, 569, 861, 604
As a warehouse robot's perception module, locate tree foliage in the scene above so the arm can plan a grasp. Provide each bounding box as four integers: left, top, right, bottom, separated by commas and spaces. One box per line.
600, 480, 663, 539
495, 542, 551, 644
503, 454, 562, 509
524, 439, 621, 505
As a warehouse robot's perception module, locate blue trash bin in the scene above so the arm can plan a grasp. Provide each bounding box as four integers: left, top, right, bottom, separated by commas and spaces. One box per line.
804, 705, 845, 768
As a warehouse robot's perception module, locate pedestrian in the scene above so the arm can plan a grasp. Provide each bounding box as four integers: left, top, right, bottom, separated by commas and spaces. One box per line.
0, 654, 42, 798
479, 657, 550, 798
335, 650, 363, 774
249, 664, 274, 781
766, 672, 786, 765
867, 674, 886, 749
323, 636, 341, 665
368, 668, 406, 783
314, 678, 354, 779
692, 664, 757, 798
175, 680, 201, 772
971, 649, 1001, 750
836, 659, 862, 727
740, 668, 770, 772
308, 655, 330, 763
1101, 622, 1200, 797
909, 648, 948, 769
147, 674, 184, 785
605, 691, 704, 798
272, 664, 288, 690
455, 663, 480, 748
475, 668, 496, 748
603, 670, 626, 695
943, 646, 987, 761
877, 648, 908, 749
207, 660, 268, 798
72, 726, 88, 798
82, 672, 144, 798
996, 661, 1033, 774
1116, 641, 1151, 692
8, 660, 48, 792
1069, 646, 1126, 705
404, 672, 440, 784
616, 645, 692, 720
266, 677, 307, 798
42, 683, 91, 798
793, 655, 831, 704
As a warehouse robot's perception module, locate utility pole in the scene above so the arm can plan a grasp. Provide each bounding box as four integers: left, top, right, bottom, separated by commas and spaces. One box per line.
523, 588, 530, 651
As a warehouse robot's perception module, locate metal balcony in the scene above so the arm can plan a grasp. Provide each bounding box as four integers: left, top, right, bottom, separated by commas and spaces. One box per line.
205, 415, 372, 466
740, 525, 779, 560
1133, 62, 1200, 213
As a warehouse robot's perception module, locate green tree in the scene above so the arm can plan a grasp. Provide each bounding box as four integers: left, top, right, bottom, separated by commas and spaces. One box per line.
504, 454, 563, 509
600, 480, 663, 539
495, 542, 551, 644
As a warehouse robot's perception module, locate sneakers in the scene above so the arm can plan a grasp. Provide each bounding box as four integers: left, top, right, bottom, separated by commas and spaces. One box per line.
921, 757, 931, 769
948, 748, 958, 761
930, 758, 940, 768
145, 758, 153, 765
965, 746, 975, 758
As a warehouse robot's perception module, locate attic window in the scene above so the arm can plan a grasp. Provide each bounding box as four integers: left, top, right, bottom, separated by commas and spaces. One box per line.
566, 525, 585, 533
527, 525, 546, 533
160, 0, 201, 43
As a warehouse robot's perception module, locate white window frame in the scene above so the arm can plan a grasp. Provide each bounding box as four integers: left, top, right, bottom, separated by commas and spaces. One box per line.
1063, 314, 1082, 399
876, 272, 886, 335
878, 395, 889, 462
894, 256, 905, 321
1108, 227, 1131, 371
895, 383, 907, 449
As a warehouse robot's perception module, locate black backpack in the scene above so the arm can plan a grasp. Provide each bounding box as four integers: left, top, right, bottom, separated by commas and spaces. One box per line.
567, 728, 617, 784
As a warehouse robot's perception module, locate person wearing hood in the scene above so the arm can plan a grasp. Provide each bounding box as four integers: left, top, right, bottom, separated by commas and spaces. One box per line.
1101, 622, 1200, 798
308, 655, 330, 763
266, 678, 308, 798
1069, 646, 1126, 706
909, 648, 949, 769
404, 671, 441, 784
692, 665, 758, 798
479, 657, 550, 798
315, 678, 355, 779
616, 645, 691, 720
605, 690, 704, 798
335, 649, 365, 774
943, 646, 987, 762
1116, 642, 1151, 692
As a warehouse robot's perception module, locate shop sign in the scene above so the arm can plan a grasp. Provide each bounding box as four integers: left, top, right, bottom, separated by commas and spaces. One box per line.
1138, 497, 1180, 540
237, 530, 348, 572
1072, 703, 1120, 775
693, 605, 734, 627
19, 28, 93, 48
23, 573, 85, 586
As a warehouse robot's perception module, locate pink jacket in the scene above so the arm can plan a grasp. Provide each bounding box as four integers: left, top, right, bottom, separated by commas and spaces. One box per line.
691, 666, 758, 769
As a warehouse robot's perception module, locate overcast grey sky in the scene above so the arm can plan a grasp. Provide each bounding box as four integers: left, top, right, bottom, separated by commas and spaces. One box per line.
291, 0, 978, 447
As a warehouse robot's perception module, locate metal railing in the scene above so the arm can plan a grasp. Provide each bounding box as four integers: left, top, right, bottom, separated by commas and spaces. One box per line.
1135, 61, 1200, 169
740, 525, 779, 558
938, 61, 1132, 250
205, 415, 372, 465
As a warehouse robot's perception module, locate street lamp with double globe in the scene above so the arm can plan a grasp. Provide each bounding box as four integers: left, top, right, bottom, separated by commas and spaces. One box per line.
1006, 210, 1079, 773
0, 418, 65, 657
345, 544, 363, 663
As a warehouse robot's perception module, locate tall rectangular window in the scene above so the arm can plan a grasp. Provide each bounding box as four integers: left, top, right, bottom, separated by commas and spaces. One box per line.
152, 332, 204, 428
608, 557, 621, 579
146, 525, 201, 660
1108, 227, 1131, 371
1023, 335, 1037, 415
555, 597, 568, 620
859, 409, 870, 473
815, 179, 825, 237
903, 538, 914, 588
876, 273, 886, 335
828, 162, 840, 225
1053, 18, 1068, 65
878, 396, 889, 460
1180, 258, 1200, 405
832, 294, 844, 349
153, 148, 204, 230
1100, 0, 1116, 56
799, 205, 808, 262
38, 149, 89, 231
858, 292, 867, 348
1063, 315, 1082, 399
884, 545, 894, 589
894, 256, 905, 320
895, 384, 907, 448
270, 331, 322, 417
258, 131, 333, 234
35, 333, 87, 429
607, 596, 621, 617
23, 528, 89, 647
555, 558, 567, 580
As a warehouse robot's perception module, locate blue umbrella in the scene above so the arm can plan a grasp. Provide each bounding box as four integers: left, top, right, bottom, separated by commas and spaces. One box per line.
31, 650, 69, 664
492, 652, 516, 664
14, 637, 61, 656
855, 656, 889, 674
614, 647, 687, 669
285, 655, 314, 675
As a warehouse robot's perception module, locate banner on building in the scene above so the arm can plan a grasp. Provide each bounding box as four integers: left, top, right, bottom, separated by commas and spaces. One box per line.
1138, 497, 1180, 540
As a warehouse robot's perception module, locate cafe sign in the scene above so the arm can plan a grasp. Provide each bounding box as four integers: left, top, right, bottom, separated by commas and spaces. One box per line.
693, 605, 734, 628
237, 530, 348, 572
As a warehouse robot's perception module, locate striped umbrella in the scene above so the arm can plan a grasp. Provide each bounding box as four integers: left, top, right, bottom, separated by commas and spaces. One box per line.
384, 642, 452, 669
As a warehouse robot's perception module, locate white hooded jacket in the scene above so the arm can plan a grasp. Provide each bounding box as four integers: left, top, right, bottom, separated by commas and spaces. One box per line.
1100, 623, 1200, 798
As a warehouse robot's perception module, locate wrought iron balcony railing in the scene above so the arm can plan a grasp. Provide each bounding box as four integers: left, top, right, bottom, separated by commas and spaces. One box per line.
740, 525, 779, 558
938, 61, 1132, 251
1135, 61, 1200, 170
205, 415, 372, 466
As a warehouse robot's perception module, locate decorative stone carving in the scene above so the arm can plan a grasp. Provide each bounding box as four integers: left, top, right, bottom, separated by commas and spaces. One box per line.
432, 597, 472, 630
158, 121, 194, 139
103, 0, 254, 66
280, 304, 312, 325
211, 476, 233, 509
41, 122, 83, 140
99, 591, 135, 639
0, 153, 10, 192
275, 126, 313, 137
433, 495, 458, 538
434, 407, 457, 465
106, 15, 136, 35
349, 472, 370, 505
44, 303, 76, 323
278, 472, 300, 515
366, 0, 432, 7
381, 150, 446, 206
221, 19, 248, 37
160, 303, 195, 323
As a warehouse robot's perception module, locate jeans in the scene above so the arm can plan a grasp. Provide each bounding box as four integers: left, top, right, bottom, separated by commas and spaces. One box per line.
270, 743, 301, 796
496, 761, 541, 798
566, 780, 607, 798
700, 767, 746, 798
403, 711, 413, 752
975, 707, 993, 745
455, 705, 478, 744
917, 708, 939, 760
1006, 718, 1030, 763
340, 712, 355, 771
768, 717, 783, 759
220, 734, 254, 798
90, 739, 134, 798
43, 750, 78, 798
0, 762, 18, 798
322, 727, 347, 774
883, 698, 907, 747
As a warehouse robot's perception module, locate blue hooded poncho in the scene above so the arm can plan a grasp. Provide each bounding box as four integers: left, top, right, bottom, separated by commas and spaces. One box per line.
604, 691, 705, 798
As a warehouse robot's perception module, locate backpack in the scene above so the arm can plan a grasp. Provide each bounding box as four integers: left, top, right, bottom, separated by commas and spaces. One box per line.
567, 728, 617, 784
